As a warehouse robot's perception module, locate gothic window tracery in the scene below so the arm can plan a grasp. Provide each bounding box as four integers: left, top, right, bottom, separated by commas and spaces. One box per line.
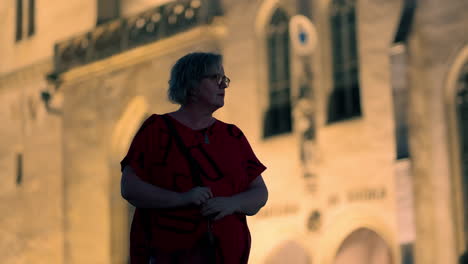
264, 8, 292, 138
327, 0, 361, 123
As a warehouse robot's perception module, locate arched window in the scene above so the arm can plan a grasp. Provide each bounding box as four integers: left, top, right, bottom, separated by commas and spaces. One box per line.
263, 8, 292, 138
327, 0, 361, 123
456, 62, 468, 245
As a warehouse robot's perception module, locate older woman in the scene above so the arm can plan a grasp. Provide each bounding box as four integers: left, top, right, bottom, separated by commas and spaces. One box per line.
121, 52, 268, 264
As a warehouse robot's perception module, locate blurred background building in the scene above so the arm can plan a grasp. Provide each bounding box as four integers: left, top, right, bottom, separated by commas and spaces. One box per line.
0, 0, 466, 263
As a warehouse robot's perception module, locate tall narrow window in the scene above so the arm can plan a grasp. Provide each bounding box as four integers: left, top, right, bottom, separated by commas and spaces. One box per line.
16, 0, 23, 41
390, 0, 415, 160
15, 0, 35, 41
327, 0, 361, 123
390, 47, 410, 159
28, 0, 35, 36
263, 8, 292, 138
456, 62, 468, 245
16, 153, 23, 185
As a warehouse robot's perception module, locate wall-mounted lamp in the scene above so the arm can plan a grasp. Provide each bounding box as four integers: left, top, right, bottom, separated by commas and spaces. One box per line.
40, 72, 62, 114
40, 90, 52, 108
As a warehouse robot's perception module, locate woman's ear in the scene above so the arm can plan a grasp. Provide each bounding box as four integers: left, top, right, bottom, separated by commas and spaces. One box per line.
187, 82, 199, 102
189, 80, 200, 95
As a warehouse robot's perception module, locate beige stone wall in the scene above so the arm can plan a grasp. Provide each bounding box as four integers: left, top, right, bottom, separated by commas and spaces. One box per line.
408, 0, 468, 263
0, 0, 96, 75
1, 0, 466, 263
0, 60, 64, 263
121, 0, 175, 16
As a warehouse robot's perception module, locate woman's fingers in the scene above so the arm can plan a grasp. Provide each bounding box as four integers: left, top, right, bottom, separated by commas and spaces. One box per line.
201, 207, 214, 216
195, 192, 235, 220
200, 201, 214, 215
201, 197, 237, 220
195, 187, 213, 205
213, 211, 227, 221
184, 187, 212, 205
200, 198, 224, 217
204, 187, 213, 197
199, 187, 212, 203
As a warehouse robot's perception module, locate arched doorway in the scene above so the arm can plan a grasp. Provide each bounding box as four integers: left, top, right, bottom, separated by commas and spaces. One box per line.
264, 240, 311, 264
333, 228, 393, 264
109, 96, 150, 264
455, 61, 468, 248
445, 46, 468, 256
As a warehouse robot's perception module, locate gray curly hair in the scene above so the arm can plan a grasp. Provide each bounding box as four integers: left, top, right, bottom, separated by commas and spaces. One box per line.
168, 52, 223, 105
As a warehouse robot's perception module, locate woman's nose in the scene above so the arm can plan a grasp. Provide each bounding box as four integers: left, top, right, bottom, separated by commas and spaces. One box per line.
219, 82, 228, 89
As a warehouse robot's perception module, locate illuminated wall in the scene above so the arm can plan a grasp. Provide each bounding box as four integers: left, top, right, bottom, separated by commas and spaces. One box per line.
0, 0, 466, 263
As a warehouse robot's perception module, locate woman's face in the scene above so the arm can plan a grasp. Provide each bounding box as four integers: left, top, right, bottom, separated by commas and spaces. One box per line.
194, 65, 228, 110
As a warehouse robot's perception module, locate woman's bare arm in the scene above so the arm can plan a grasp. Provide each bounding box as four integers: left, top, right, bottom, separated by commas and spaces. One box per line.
121, 165, 212, 208
231, 175, 268, 216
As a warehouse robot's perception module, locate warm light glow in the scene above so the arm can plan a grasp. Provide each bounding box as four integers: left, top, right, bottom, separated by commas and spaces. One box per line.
0, 0, 465, 263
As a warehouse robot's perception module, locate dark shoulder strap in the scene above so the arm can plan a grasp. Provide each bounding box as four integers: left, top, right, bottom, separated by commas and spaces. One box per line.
161, 114, 204, 187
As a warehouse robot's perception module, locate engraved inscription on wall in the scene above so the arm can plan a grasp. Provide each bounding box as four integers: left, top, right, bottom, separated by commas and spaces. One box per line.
347, 187, 386, 202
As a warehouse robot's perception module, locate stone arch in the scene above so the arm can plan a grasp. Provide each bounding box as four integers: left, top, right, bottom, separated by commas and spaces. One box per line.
255, 0, 281, 38
318, 205, 399, 264
110, 95, 151, 162
108, 95, 151, 264
264, 240, 312, 264
255, 0, 292, 108
444, 44, 468, 253
333, 228, 393, 264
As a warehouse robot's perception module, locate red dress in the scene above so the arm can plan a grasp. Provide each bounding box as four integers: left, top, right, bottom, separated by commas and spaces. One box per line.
121, 114, 266, 263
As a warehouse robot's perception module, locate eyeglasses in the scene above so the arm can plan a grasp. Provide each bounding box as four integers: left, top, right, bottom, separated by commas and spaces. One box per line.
202, 74, 230, 87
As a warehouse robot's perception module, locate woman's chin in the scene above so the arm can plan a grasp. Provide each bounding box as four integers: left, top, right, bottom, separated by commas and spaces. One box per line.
214, 99, 225, 108
214, 103, 224, 110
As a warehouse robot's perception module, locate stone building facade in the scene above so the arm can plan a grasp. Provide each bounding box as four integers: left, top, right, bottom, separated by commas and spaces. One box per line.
0, 0, 466, 263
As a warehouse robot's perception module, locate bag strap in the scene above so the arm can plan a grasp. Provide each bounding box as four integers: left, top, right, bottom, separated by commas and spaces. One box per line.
161, 114, 204, 186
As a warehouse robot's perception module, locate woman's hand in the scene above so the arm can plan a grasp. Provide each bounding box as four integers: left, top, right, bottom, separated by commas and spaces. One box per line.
182, 187, 213, 206
200, 197, 239, 221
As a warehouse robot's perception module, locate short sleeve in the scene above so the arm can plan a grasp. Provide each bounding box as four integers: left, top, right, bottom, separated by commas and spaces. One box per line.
120, 115, 156, 182
236, 126, 267, 185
